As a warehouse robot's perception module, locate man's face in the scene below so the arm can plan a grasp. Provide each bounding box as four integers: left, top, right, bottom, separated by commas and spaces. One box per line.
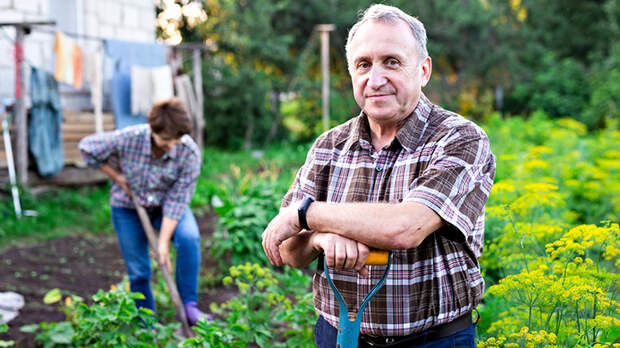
152, 132, 181, 153
348, 20, 431, 125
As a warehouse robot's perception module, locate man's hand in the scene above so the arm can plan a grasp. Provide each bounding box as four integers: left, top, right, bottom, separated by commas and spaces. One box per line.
314, 233, 369, 276
156, 238, 172, 272
262, 206, 302, 266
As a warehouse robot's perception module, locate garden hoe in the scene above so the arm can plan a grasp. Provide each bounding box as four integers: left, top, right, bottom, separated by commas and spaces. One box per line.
1, 99, 37, 219
129, 192, 195, 338
323, 249, 392, 348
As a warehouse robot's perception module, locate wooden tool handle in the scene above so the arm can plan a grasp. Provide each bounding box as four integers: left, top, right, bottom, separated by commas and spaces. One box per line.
366, 250, 390, 265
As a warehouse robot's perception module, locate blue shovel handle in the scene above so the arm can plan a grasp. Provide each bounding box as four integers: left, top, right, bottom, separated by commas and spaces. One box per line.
323, 251, 393, 348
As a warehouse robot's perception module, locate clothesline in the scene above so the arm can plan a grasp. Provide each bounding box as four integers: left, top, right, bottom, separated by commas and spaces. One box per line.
2, 22, 206, 184
30, 26, 214, 51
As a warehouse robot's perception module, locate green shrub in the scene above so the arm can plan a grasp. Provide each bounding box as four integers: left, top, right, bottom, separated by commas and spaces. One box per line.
209, 171, 287, 271
181, 263, 315, 348
22, 288, 179, 348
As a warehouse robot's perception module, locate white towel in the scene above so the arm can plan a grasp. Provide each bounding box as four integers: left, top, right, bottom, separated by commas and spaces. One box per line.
130, 65, 174, 116
83, 49, 103, 132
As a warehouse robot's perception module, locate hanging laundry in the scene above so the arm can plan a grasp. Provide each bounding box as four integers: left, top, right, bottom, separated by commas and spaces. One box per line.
83, 49, 103, 132
29, 67, 64, 177
174, 74, 203, 143
54, 31, 83, 89
104, 39, 166, 129
130, 65, 173, 116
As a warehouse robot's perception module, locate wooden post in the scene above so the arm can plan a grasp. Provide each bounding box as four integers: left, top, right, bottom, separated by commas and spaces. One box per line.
0, 21, 56, 185
192, 49, 204, 149
315, 24, 335, 132
14, 26, 27, 186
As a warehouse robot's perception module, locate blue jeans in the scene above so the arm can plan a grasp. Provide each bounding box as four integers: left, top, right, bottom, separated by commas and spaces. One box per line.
111, 206, 201, 311
314, 315, 475, 348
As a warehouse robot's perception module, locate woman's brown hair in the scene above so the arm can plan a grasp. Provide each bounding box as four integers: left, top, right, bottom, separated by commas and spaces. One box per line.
147, 97, 192, 138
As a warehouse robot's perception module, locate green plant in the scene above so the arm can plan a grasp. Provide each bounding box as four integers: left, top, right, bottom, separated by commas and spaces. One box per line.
209, 172, 287, 271
187, 263, 316, 348
24, 287, 180, 348
0, 321, 14, 347
20, 321, 74, 348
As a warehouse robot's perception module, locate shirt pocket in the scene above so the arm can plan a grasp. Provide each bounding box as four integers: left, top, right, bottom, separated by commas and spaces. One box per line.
156, 164, 179, 190
121, 160, 142, 189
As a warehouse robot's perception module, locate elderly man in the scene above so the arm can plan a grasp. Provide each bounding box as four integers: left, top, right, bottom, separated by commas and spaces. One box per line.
262, 4, 495, 347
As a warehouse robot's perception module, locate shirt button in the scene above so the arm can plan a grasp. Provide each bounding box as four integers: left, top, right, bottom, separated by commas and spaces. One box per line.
375, 165, 383, 172
147, 195, 154, 203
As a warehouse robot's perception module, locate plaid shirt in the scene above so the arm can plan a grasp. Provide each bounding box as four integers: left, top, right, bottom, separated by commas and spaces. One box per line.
281, 94, 495, 336
79, 124, 201, 220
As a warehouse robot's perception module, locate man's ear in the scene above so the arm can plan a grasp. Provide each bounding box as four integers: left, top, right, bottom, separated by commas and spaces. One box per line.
421, 56, 432, 88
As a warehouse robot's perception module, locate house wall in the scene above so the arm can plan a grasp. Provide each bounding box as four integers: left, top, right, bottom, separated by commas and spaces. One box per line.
0, 0, 156, 104
0, 0, 157, 171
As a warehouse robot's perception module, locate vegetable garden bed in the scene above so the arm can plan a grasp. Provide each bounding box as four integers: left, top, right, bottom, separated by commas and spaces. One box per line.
0, 210, 238, 347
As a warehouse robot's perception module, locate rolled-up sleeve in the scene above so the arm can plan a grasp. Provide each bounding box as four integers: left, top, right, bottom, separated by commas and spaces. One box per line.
281, 143, 318, 209
404, 125, 495, 254
78, 130, 122, 168
163, 151, 201, 220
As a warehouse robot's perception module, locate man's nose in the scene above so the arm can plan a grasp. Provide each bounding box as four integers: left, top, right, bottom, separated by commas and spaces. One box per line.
367, 66, 387, 89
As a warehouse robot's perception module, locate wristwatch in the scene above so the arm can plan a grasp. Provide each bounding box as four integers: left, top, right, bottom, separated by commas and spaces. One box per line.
297, 196, 314, 231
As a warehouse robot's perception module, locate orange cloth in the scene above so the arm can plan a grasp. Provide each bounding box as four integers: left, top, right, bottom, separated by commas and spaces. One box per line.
54, 31, 83, 89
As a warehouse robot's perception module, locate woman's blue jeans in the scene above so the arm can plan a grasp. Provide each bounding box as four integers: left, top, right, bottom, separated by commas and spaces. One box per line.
111, 206, 201, 311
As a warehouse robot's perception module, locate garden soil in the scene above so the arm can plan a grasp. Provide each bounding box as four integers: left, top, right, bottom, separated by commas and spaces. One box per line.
0, 210, 237, 347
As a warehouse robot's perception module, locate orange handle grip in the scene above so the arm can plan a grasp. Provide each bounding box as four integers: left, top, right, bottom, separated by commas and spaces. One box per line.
366, 250, 389, 265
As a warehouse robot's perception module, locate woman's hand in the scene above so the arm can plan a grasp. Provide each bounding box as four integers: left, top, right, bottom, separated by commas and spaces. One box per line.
156, 238, 172, 273
115, 174, 131, 197
100, 164, 131, 197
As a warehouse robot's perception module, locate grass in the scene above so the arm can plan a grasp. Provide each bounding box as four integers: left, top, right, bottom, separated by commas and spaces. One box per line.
0, 185, 112, 250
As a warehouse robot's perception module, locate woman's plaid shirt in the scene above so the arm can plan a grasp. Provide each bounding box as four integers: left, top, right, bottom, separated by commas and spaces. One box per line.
281, 94, 495, 336
79, 124, 201, 220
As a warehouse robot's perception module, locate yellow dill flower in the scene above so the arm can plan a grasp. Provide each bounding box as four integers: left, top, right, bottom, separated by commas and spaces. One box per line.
602, 149, 620, 158
524, 159, 549, 170
486, 205, 510, 219
524, 183, 558, 192
499, 154, 517, 161
493, 181, 516, 193
596, 158, 620, 171
529, 145, 553, 156
557, 118, 587, 135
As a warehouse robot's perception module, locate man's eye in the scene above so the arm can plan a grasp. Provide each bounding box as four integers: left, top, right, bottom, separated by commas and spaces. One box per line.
358, 62, 370, 69
387, 59, 399, 66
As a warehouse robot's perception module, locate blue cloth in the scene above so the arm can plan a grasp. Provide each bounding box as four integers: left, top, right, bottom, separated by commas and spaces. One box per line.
104, 39, 166, 129
314, 316, 476, 348
111, 206, 201, 311
29, 67, 64, 177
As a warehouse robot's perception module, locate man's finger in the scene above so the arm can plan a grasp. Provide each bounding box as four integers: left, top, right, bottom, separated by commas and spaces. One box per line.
324, 243, 335, 268
262, 222, 276, 265
334, 241, 346, 270
344, 240, 358, 270
354, 244, 367, 273
358, 266, 368, 277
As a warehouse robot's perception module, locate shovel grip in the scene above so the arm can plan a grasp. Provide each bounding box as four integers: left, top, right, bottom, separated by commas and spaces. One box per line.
366, 249, 389, 265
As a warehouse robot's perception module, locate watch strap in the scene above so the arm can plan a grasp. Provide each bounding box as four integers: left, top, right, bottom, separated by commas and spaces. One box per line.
298, 196, 314, 230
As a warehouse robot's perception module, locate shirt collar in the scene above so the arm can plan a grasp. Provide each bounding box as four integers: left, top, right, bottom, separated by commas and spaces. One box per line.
342, 92, 433, 153
143, 126, 178, 160
395, 92, 433, 152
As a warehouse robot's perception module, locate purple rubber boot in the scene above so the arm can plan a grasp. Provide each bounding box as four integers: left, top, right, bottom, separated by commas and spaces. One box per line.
184, 301, 213, 325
